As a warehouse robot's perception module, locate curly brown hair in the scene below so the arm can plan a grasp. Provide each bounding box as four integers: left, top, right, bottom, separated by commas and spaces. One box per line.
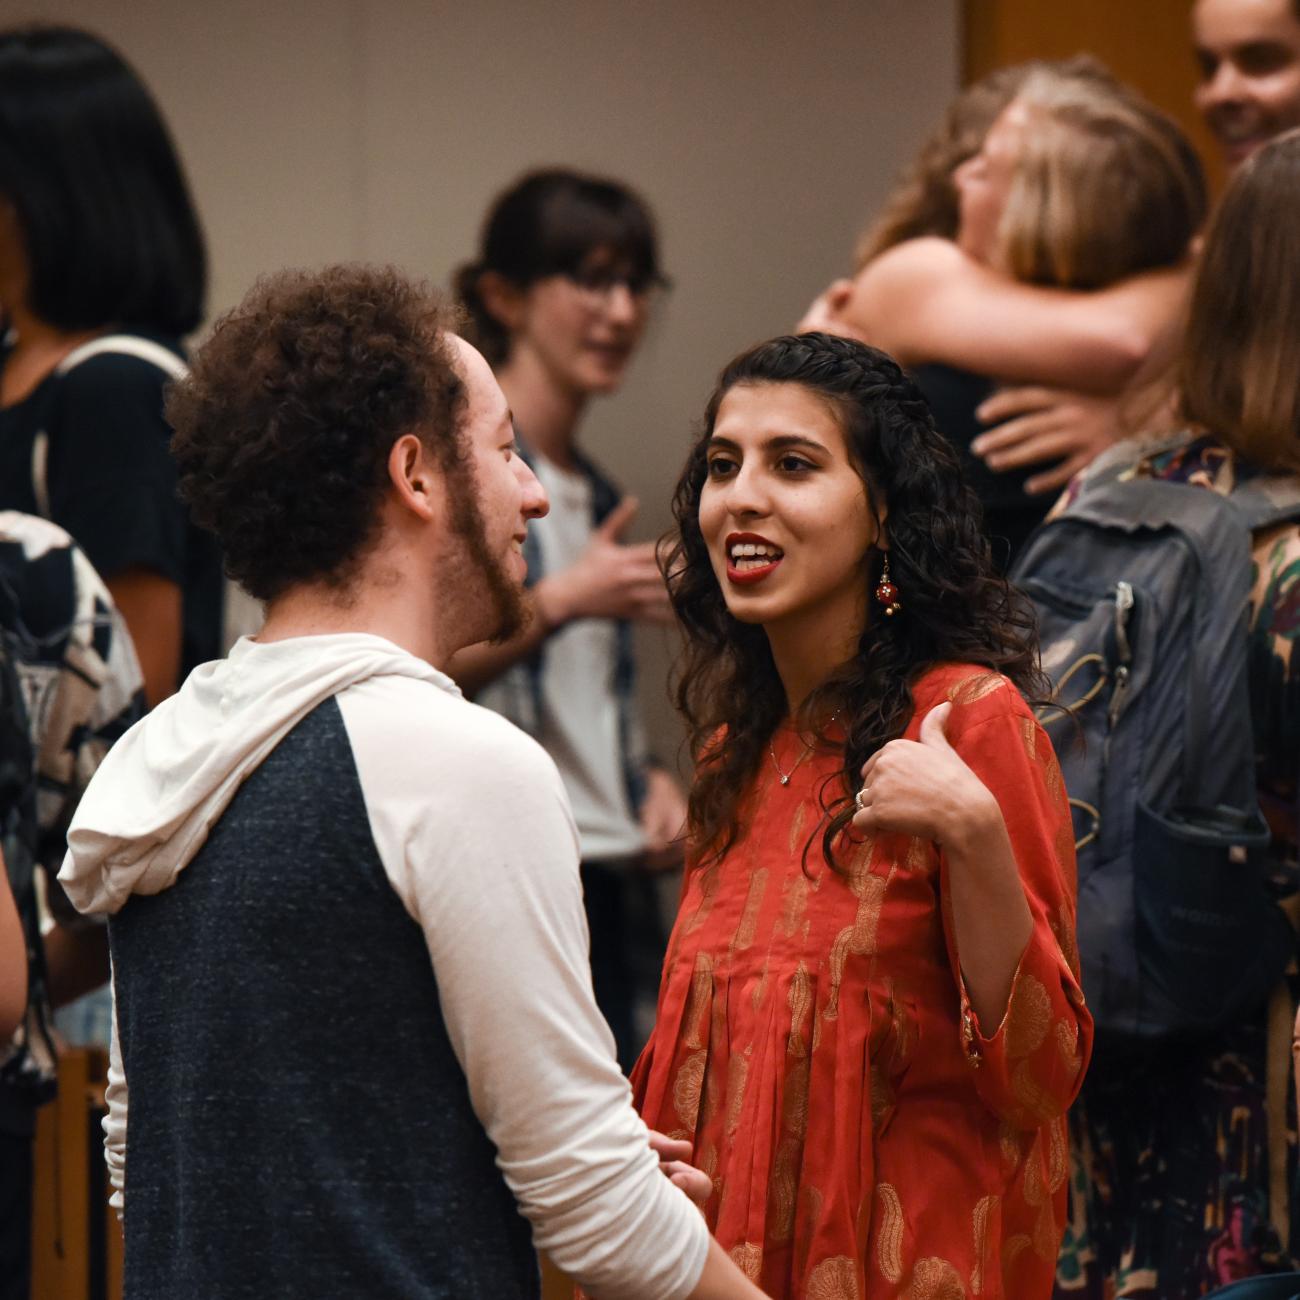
168, 265, 467, 602
666, 333, 1045, 872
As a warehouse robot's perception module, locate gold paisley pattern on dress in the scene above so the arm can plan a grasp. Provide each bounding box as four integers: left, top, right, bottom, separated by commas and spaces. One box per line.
875, 1182, 905, 1283
783, 1052, 811, 1138
1005, 974, 1053, 1059
672, 1050, 707, 1128
808, 1255, 860, 1300
788, 961, 813, 1058
750, 958, 770, 1013
907, 1256, 965, 1300
1031, 1197, 1059, 1261
998, 1119, 1026, 1173
683, 863, 719, 934
947, 672, 1007, 705
1001, 1234, 1032, 1286
729, 1242, 762, 1282
1049, 901, 1081, 980
724, 1049, 750, 1137
825, 870, 891, 1019
905, 834, 933, 874
869, 1063, 896, 1131
768, 1135, 801, 1241
1054, 1016, 1081, 1073
731, 867, 768, 952
1012, 1058, 1060, 1123
779, 866, 813, 939
1022, 1130, 1046, 1208
845, 832, 877, 890
970, 1195, 998, 1296
683, 952, 714, 1051
1047, 1115, 1068, 1194
787, 798, 809, 857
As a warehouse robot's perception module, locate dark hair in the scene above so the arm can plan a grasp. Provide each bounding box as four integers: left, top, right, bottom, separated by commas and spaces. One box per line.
665, 333, 1045, 870
454, 168, 660, 365
1180, 129, 1300, 473
168, 265, 466, 602
0, 25, 206, 335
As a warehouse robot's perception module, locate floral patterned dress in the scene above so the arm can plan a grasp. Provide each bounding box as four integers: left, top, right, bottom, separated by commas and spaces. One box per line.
633, 664, 1092, 1299
1054, 436, 1300, 1299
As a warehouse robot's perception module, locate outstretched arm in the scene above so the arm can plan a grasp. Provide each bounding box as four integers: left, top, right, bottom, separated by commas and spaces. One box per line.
822, 236, 1190, 393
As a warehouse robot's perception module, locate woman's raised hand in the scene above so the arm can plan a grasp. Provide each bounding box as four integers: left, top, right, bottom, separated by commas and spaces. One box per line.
850, 702, 1002, 851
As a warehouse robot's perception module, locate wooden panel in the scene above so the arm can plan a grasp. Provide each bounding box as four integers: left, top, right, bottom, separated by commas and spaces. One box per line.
31, 1048, 119, 1300
963, 0, 1224, 194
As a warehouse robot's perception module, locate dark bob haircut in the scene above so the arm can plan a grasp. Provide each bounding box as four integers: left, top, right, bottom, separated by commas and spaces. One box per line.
455, 167, 661, 365
168, 265, 466, 603
0, 25, 207, 335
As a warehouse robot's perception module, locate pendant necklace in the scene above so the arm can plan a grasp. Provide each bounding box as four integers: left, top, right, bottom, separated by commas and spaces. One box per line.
768, 711, 842, 786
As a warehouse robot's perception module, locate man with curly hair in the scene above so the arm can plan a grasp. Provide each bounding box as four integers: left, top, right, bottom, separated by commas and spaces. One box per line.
55, 266, 764, 1300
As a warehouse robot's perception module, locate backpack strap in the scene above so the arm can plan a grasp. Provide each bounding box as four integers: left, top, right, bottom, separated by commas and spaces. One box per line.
1226, 475, 1300, 536
53, 334, 188, 382
32, 335, 188, 519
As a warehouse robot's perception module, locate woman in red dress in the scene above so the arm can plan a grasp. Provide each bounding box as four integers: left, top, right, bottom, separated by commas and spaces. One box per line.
635, 332, 1093, 1299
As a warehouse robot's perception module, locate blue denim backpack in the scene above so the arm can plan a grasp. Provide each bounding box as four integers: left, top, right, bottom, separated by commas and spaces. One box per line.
1010, 444, 1300, 1043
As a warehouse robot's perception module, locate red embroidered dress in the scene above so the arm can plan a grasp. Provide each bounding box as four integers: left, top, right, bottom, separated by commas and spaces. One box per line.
633, 664, 1092, 1299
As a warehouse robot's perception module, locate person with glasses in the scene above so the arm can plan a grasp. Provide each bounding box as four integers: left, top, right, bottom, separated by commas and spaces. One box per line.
451, 169, 684, 1068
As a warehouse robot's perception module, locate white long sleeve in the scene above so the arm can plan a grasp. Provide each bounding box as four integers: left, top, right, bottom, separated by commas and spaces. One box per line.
338, 677, 708, 1299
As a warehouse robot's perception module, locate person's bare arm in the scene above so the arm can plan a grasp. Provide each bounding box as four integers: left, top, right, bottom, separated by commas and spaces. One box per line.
43, 923, 110, 1008
833, 237, 1191, 393
106, 568, 182, 708
446, 497, 671, 696
0, 858, 25, 1037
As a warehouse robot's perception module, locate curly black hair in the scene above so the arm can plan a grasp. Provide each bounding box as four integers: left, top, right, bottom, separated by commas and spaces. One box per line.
664, 332, 1045, 872
168, 265, 466, 602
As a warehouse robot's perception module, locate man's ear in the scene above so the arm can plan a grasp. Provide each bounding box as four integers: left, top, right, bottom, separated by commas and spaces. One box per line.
387, 433, 438, 522
477, 271, 527, 334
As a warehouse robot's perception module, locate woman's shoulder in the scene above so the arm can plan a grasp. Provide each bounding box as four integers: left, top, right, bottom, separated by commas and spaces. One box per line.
911, 663, 1031, 728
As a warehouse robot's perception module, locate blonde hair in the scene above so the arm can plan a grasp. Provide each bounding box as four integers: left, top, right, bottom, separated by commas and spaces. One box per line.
996, 72, 1206, 289
853, 57, 1118, 270
1180, 130, 1300, 473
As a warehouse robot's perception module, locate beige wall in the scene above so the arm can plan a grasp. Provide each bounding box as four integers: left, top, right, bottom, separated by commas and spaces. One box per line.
23, 0, 959, 759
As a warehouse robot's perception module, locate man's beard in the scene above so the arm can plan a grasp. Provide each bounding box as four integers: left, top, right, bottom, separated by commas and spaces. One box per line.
446, 472, 529, 646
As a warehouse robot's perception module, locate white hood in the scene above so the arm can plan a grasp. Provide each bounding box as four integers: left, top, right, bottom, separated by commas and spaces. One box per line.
59, 633, 452, 916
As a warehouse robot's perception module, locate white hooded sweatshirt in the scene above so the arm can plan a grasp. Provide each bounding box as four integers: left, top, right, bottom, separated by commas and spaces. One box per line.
58, 632, 708, 1300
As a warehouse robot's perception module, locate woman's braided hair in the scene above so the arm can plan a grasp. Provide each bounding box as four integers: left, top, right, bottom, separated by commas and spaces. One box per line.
664, 332, 1045, 872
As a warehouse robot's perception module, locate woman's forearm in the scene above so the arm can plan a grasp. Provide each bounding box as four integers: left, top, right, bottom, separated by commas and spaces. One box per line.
943, 801, 1034, 1030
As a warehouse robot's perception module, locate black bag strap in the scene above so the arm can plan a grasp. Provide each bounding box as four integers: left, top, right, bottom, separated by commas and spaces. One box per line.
32, 335, 187, 519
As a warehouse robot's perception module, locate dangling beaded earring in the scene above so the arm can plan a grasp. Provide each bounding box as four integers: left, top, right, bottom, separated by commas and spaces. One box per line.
874, 554, 902, 616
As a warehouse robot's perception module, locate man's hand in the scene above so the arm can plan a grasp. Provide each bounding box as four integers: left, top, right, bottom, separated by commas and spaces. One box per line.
640, 766, 687, 872
536, 497, 672, 627
648, 1130, 711, 1207
971, 386, 1121, 496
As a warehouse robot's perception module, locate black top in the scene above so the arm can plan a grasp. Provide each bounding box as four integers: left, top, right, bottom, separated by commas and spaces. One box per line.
912, 363, 1051, 573
0, 333, 223, 675
110, 697, 539, 1299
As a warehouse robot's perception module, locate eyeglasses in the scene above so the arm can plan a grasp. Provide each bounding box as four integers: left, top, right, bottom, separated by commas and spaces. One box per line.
563, 267, 671, 307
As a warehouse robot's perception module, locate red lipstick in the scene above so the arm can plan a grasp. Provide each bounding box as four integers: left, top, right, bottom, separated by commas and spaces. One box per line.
724, 531, 783, 585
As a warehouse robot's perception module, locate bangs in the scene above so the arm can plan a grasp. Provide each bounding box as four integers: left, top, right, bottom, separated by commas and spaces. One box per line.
527, 179, 659, 283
